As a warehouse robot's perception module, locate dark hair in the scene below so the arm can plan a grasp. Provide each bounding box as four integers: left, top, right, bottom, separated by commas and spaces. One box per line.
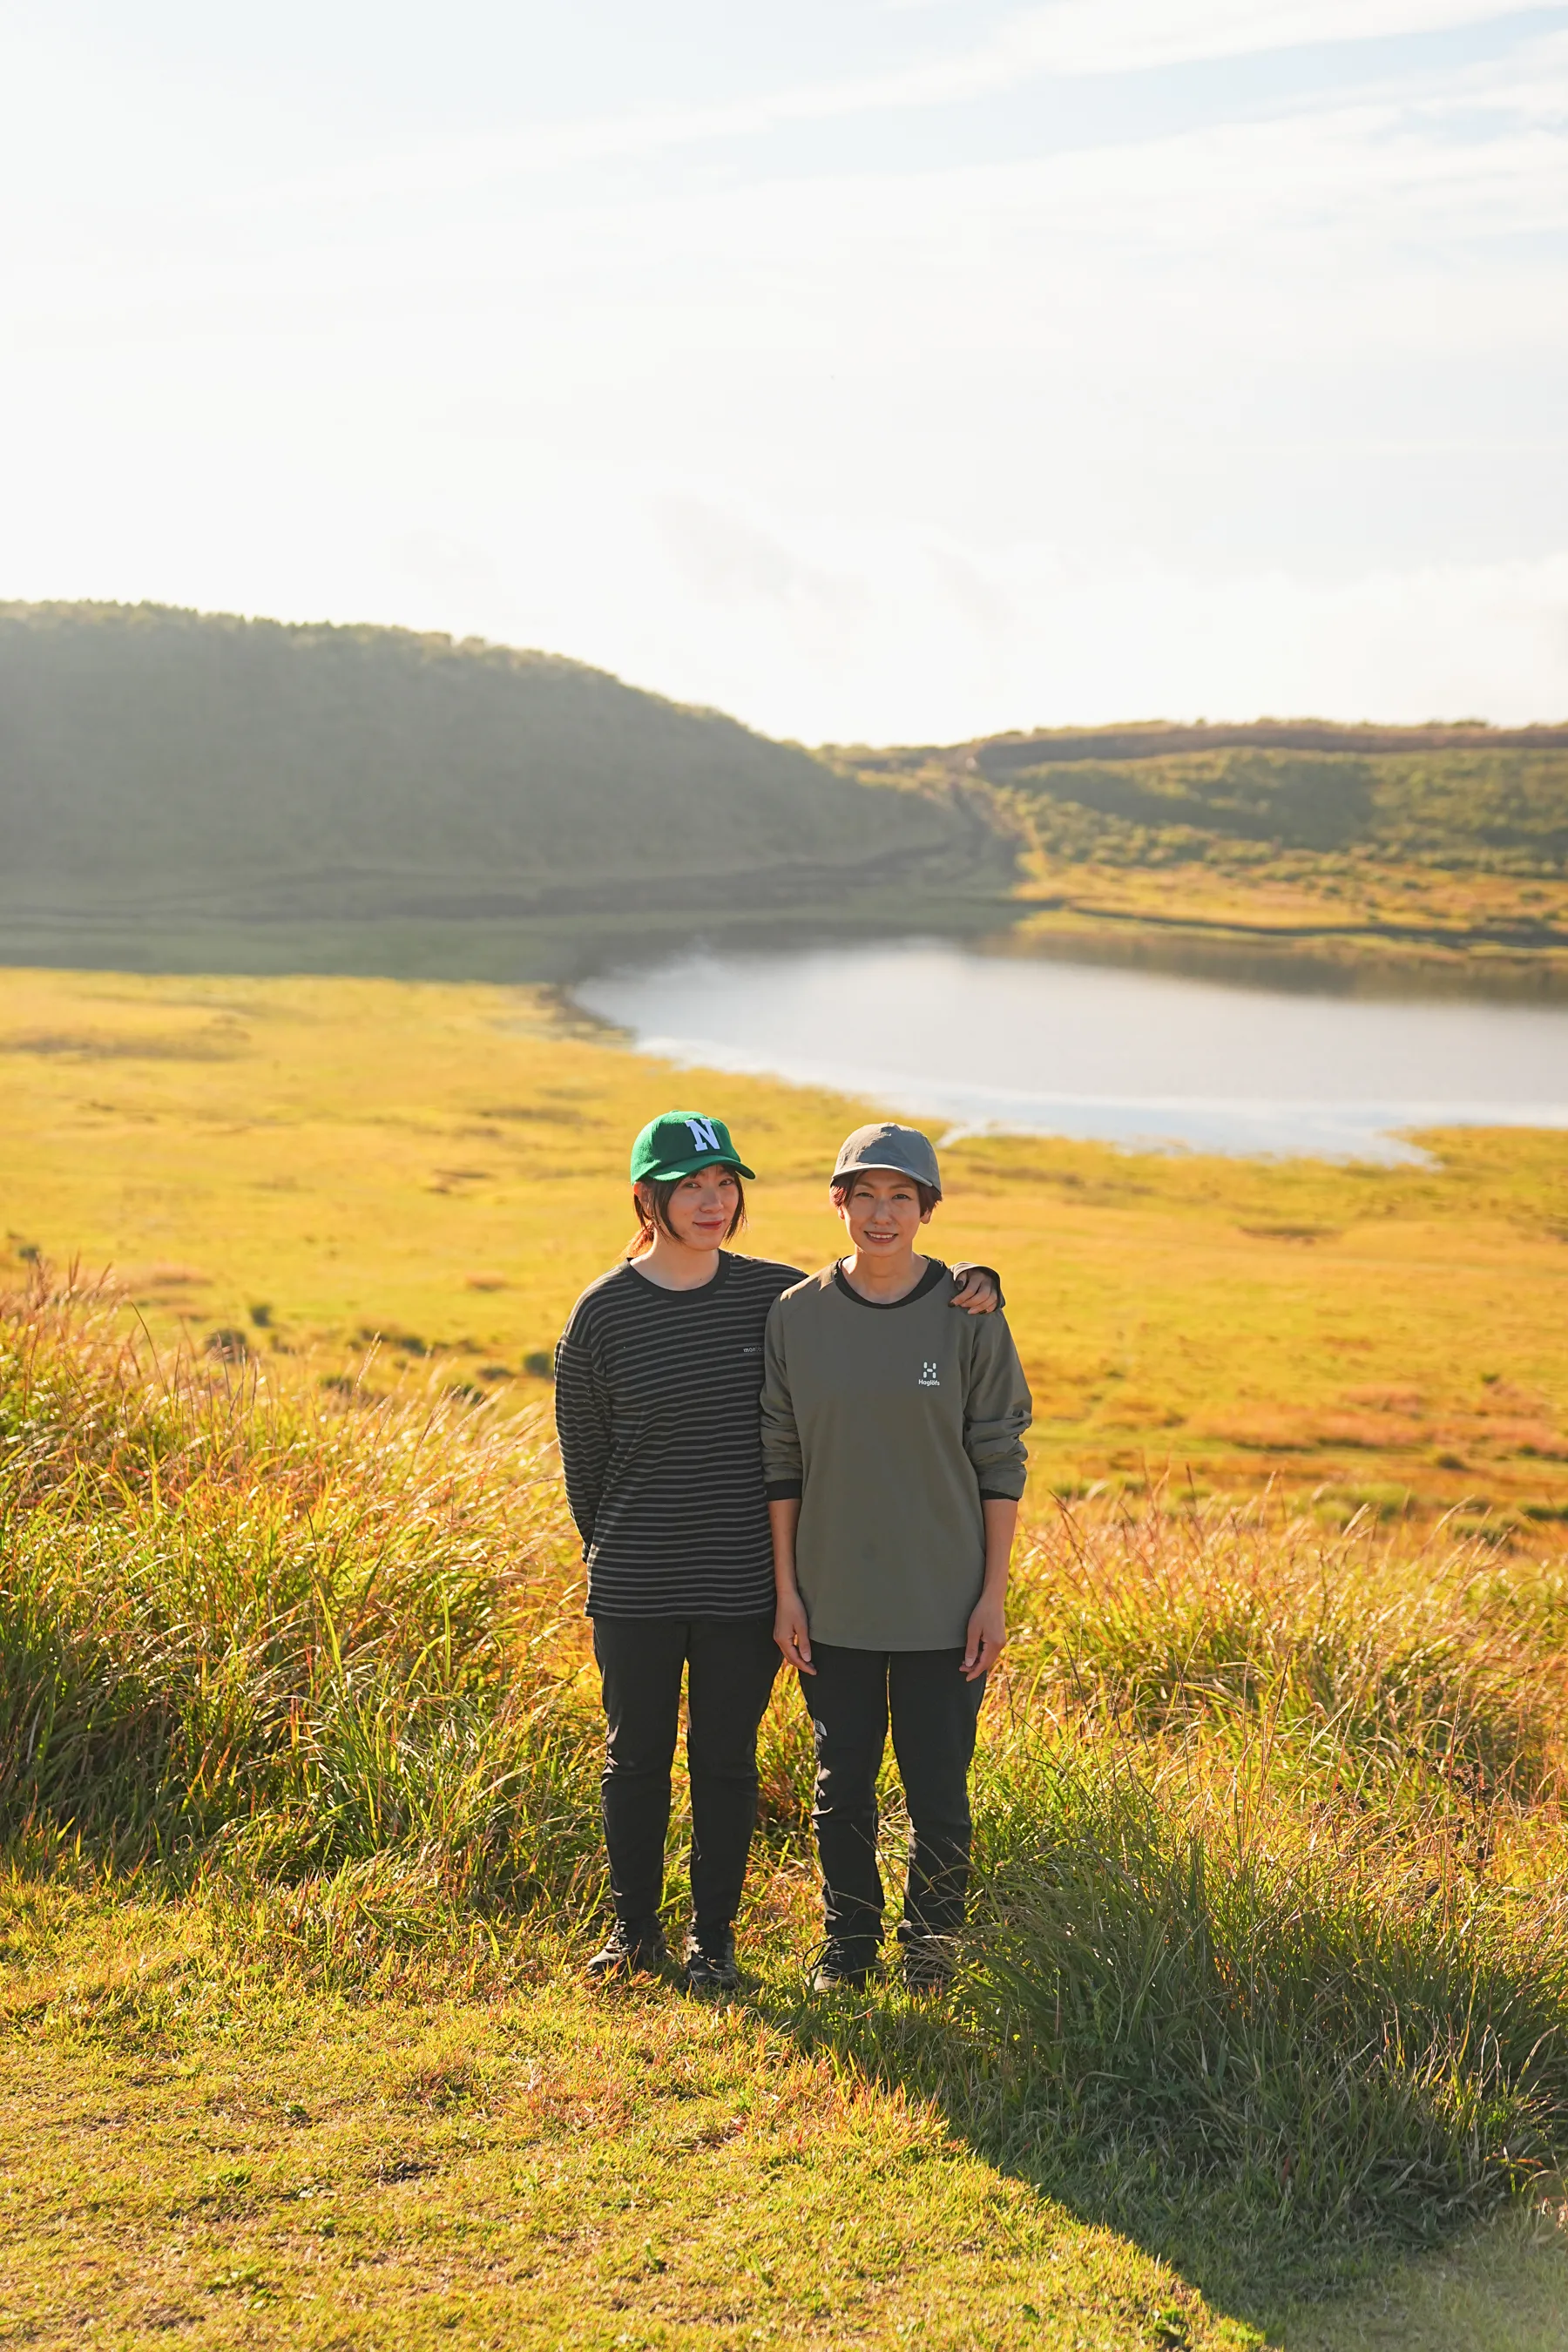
629, 1168, 747, 1257
831, 1173, 940, 1216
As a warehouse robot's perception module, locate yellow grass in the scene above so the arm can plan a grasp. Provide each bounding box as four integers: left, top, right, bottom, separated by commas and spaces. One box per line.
1006, 850, 1568, 975
6, 961, 1568, 2348
0, 1885, 1265, 2352
2, 964, 1565, 1538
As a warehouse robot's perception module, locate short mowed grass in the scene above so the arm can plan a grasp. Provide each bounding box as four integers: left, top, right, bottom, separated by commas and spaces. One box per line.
5, 1280, 1568, 2348
3, 1884, 1251, 2352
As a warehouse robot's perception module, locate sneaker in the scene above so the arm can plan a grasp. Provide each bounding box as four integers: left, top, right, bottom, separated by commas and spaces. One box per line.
808, 1939, 882, 1992
900, 1932, 959, 1996
585, 1917, 668, 1982
682, 1925, 740, 1993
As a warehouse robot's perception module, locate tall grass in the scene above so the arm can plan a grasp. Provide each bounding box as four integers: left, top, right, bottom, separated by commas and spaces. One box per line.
768, 1500, 1568, 2293
1009, 1497, 1566, 1801
983, 1741, 1565, 2262
794, 1721, 1568, 2301
0, 1274, 603, 1912
3, 1276, 1568, 2293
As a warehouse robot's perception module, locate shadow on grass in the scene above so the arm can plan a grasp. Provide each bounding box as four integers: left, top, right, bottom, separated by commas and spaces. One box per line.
733, 1747, 1568, 2335
743, 1977, 1362, 2338
8, 1282, 1566, 2339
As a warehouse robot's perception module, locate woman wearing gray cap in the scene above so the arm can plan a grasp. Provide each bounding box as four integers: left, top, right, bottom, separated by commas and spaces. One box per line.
760, 1123, 1032, 1993
554, 1109, 1004, 1995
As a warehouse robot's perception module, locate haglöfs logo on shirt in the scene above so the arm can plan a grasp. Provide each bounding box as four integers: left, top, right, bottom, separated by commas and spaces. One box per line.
918, 1360, 940, 1389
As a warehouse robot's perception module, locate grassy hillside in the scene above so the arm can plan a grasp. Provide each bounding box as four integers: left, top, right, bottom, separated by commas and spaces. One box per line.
5, 1275, 1568, 2348
3, 965, 1568, 2343
10, 605, 1568, 990
0, 603, 1008, 975
839, 724, 1568, 978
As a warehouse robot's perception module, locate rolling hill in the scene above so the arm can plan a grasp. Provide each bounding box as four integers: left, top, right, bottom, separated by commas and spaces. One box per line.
837, 720, 1568, 974
5, 602, 1566, 983
0, 603, 1009, 976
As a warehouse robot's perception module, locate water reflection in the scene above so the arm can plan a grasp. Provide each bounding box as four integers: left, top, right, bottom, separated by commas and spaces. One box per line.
574, 938, 1568, 1163
970, 924, 1568, 1004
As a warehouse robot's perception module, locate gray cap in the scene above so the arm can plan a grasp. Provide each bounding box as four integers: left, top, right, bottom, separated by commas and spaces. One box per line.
830, 1122, 942, 1197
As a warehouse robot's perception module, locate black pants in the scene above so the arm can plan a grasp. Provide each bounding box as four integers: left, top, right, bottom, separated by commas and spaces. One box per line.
592, 1614, 780, 1932
801, 1643, 987, 1960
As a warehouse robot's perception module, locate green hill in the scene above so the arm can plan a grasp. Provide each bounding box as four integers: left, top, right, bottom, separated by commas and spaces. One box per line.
0, 603, 1009, 976
970, 725, 1568, 867
848, 719, 1568, 867
836, 720, 1568, 970
7, 606, 1566, 981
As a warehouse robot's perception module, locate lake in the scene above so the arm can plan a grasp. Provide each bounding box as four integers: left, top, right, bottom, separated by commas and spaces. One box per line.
573, 938, 1568, 1162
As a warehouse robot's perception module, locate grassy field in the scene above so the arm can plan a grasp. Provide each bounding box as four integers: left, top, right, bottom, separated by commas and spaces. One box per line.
4, 1278, 1568, 2348
7, 1886, 1567, 2352
4, 962, 1568, 2348
2, 964, 1565, 1536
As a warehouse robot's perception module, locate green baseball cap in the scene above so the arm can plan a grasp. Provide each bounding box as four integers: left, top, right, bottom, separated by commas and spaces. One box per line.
630, 1110, 755, 1186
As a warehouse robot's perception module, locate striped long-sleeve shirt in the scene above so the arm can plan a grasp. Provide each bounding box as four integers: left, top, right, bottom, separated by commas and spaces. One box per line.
554, 1253, 805, 1619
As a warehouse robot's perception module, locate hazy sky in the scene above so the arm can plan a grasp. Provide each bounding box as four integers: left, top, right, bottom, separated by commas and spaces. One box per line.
3, 1, 1565, 740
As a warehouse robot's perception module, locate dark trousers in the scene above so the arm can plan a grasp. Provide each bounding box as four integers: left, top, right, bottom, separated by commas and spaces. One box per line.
592, 1614, 780, 1932
801, 1643, 987, 1958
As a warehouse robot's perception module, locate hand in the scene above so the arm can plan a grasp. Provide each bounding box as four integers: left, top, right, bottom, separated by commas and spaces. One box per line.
962, 1592, 1006, 1681
774, 1588, 815, 1674
950, 1267, 999, 1315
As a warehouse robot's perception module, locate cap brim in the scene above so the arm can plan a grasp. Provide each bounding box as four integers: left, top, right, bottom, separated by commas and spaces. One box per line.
830, 1159, 941, 1194
643, 1154, 756, 1182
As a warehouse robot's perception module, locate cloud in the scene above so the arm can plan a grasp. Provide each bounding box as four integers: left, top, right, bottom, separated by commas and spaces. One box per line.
989, 0, 1558, 79
389, 530, 503, 605
2, 3, 1563, 744
652, 497, 866, 621
619, 534, 1568, 742
255, 0, 1559, 208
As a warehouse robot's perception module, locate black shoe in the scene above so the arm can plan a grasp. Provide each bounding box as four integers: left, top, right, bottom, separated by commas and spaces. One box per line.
900, 1932, 958, 1996
682, 1925, 740, 1993
585, 1917, 668, 1982
808, 1939, 882, 1992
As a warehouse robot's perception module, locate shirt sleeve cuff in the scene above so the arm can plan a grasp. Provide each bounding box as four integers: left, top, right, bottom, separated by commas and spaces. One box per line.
764, 1479, 803, 1502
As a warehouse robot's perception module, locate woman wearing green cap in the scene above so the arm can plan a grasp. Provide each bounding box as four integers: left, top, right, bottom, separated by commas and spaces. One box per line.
554, 1109, 1000, 1992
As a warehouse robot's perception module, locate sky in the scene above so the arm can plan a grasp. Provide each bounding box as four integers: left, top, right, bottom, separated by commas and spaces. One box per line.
2, 1, 1565, 743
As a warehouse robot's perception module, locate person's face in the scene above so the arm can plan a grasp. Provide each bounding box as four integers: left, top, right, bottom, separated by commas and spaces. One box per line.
642, 1167, 739, 1248
835, 1169, 931, 1255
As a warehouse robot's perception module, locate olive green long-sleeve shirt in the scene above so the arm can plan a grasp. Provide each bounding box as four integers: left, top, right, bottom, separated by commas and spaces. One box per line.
760, 1258, 1032, 1651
